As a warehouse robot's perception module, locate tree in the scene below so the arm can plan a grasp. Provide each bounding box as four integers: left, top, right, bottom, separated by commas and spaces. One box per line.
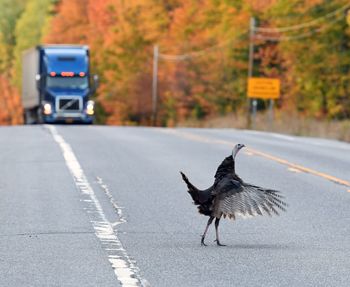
0, 0, 27, 125
13, 0, 56, 88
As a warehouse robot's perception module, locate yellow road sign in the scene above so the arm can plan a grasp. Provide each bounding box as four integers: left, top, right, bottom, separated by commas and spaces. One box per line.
248, 77, 280, 99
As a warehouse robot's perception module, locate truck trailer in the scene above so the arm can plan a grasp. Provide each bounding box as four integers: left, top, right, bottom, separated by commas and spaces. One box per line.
22, 45, 98, 124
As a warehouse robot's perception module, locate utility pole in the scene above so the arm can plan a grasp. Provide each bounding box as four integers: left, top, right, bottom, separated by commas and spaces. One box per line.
247, 17, 257, 129
268, 98, 274, 130
152, 45, 159, 126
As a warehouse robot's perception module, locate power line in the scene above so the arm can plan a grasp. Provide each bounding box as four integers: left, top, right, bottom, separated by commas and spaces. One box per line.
255, 29, 321, 42
255, 5, 349, 42
156, 2, 350, 60
158, 32, 248, 61
254, 2, 350, 33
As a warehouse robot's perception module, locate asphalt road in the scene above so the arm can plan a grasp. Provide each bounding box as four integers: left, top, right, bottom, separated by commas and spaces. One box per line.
1, 125, 349, 287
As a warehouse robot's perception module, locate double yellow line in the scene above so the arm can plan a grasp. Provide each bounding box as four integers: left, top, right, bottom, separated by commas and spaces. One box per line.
161, 129, 350, 191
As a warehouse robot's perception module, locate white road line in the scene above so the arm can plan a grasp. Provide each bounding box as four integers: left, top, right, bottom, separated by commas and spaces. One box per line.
270, 133, 296, 141
243, 129, 350, 150
46, 125, 148, 287
96, 176, 126, 227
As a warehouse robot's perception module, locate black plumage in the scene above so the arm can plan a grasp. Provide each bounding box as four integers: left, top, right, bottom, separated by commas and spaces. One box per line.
180, 143, 287, 246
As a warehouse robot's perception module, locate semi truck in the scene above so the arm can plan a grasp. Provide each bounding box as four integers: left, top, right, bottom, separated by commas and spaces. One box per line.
22, 45, 98, 124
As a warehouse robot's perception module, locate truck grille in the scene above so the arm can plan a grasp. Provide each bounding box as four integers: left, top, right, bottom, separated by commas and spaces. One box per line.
57, 97, 82, 112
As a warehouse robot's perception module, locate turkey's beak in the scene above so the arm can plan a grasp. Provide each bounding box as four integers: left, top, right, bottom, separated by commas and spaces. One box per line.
237, 144, 245, 154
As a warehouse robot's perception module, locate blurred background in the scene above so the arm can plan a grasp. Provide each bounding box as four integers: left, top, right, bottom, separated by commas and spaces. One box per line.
1, 0, 350, 140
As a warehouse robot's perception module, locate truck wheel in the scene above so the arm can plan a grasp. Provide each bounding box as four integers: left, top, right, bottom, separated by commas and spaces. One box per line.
36, 108, 43, 124
24, 109, 34, 124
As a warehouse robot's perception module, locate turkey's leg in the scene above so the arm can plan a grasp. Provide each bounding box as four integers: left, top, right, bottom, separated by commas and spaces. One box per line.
201, 216, 214, 246
214, 217, 226, 246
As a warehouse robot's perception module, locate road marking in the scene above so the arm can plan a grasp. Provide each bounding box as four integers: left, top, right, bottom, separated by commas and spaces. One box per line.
161, 129, 350, 188
96, 176, 126, 227
271, 133, 296, 141
288, 167, 302, 173
47, 125, 148, 287
244, 129, 350, 150
247, 147, 350, 187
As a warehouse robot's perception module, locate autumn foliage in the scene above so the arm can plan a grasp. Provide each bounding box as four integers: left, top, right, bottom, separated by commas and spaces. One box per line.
0, 76, 22, 124
1, 0, 350, 125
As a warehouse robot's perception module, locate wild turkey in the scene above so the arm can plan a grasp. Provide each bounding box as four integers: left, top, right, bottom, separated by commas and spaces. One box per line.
180, 143, 287, 246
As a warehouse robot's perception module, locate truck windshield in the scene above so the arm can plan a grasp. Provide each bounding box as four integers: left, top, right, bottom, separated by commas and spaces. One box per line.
46, 76, 88, 89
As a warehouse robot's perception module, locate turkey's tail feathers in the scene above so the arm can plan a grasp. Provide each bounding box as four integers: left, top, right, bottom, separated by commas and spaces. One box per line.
180, 171, 201, 204
180, 171, 196, 190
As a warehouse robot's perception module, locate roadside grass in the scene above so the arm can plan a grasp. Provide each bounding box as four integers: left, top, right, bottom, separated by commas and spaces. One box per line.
178, 111, 350, 143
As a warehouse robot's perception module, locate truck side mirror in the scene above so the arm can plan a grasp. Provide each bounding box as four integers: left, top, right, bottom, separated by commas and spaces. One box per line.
91, 74, 99, 94
35, 74, 41, 90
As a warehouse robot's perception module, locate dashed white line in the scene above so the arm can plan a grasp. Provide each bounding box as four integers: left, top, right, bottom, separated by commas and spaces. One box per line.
47, 125, 149, 287
96, 176, 126, 227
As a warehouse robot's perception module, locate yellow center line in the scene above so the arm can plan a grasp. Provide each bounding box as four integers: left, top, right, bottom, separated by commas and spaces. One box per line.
247, 147, 350, 187
161, 129, 350, 188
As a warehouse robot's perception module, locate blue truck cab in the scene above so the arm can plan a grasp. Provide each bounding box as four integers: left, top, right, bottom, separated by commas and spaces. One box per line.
22, 45, 98, 124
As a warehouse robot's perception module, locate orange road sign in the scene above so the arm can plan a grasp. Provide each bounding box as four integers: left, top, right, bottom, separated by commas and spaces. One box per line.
248, 77, 280, 99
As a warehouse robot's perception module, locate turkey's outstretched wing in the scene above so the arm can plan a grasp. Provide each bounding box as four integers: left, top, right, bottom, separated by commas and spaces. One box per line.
213, 178, 287, 219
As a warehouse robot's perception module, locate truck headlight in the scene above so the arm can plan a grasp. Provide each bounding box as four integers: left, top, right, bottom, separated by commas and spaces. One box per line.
86, 100, 95, 115
43, 103, 52, 115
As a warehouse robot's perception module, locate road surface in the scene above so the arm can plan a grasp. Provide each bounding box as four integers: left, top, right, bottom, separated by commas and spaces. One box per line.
1, 125, 349, 286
